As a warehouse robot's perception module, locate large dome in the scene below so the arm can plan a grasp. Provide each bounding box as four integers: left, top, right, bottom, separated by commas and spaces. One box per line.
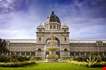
49, 11, 60, 23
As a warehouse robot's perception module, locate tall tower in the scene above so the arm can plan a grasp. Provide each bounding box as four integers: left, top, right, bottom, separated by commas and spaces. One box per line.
36, 11, 70, 58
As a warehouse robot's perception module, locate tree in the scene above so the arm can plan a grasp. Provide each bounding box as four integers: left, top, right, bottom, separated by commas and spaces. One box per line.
0, 38, 18, 62
0, 38, 9, 56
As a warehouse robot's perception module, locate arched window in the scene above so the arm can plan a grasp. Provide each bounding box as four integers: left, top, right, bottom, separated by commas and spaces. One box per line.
46, 51, 49, 55
64, 37, 67, 41
26, 52, 30, 56
64, 48, 68, 52
50, 25, 52, 29
21, 52, 25, 56
96, 41, 103, 46
38, 48, 41, 52
64, 30, 67, 32
39, 37, 41, 41
53, 25, 55, 29
39, 29, 42, 32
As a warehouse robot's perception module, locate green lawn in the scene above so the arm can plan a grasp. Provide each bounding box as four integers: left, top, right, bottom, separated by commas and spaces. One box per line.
0, 63, 101, 70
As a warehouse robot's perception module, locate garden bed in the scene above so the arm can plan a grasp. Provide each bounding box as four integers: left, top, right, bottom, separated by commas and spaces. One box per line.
0, 63, 101, 70
0, 61, 35, 67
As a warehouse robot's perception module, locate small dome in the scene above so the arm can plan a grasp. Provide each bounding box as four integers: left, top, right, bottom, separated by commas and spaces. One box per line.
49, 11, 60, 23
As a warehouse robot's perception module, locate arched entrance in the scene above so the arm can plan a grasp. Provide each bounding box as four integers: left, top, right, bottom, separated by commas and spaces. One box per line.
45, 37, 60, 59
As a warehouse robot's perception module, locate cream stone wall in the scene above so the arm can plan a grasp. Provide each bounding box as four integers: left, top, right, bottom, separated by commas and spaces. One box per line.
6, 12, 106, 59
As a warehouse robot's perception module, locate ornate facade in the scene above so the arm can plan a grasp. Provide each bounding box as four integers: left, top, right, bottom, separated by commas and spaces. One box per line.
7, 11, 106, 59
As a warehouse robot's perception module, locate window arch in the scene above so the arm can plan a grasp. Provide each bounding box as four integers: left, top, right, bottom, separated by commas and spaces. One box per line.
50, 25, 52, 29
38, 48, 41, 52
46, 37, 60, 47
39, 37, 41, 41
64, 29, 66, 32
64, 48, 68, 52
64, 37, 67, 41
53, 25, 55, 29
96, 41, 103, 46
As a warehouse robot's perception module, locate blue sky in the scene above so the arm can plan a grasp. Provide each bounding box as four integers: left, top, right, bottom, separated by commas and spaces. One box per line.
0, 0, 106, 40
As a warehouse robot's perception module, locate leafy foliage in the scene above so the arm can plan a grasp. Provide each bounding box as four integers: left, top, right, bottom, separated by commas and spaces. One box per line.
0, 61, 35, 67
0, 39, 9, 53
86, 55, 102, 67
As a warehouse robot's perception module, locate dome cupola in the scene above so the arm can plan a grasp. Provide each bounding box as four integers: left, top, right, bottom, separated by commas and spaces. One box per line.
49, 11, 60, 23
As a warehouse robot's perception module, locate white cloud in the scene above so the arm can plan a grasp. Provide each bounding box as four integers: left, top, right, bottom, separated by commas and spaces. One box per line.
0, 0, 106, 40
0, 7, 41, 39
67, 18, 106, 40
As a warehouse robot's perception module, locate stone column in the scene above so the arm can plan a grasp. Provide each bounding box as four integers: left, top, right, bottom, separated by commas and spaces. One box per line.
60, 46, 62, 59
79, 52, 81, 57
68, 51, 70, 57
84, 52, 87, 56
20, 52, 21, 56
25, 52, 26, 56
74, 52, 76, 57
30, 52, 31, 56
35, 52, 36, 56
36, 51, 37, 56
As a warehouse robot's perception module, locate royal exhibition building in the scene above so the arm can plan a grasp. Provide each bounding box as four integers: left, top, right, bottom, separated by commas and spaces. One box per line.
4, 11, 106, 59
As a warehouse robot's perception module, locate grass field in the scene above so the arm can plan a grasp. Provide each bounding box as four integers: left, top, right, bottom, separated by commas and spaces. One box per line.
0, 63, 101, 70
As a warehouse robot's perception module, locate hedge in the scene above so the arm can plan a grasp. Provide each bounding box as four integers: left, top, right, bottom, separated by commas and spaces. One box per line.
0, 61, 35, 67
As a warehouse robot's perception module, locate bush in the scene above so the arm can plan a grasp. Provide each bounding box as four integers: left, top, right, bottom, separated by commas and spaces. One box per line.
72, 57, 87, 62
62, 57, 71, 60
0, 56, 11, 62
101, 57, 106, 61
0, 61, 35, 67
0, 56, 34, 62
17, 56, 30, 62
86, 63, 106, 68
